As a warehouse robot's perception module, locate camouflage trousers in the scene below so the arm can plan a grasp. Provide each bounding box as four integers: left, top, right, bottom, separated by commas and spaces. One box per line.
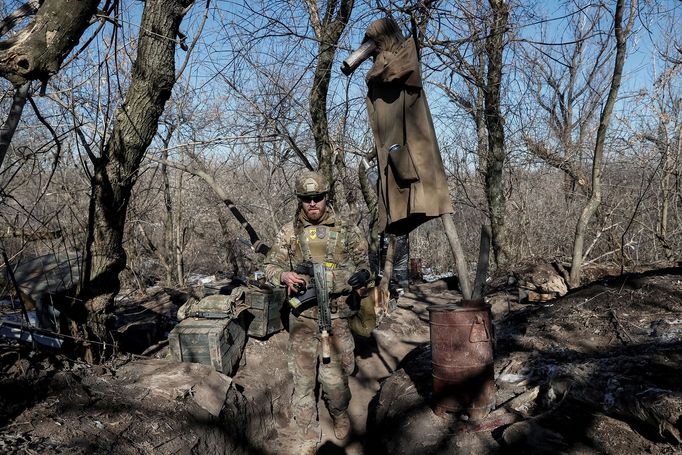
288, 314, 355, 436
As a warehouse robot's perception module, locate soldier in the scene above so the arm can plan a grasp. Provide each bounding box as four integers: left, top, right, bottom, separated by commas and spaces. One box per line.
264, 171, 371, 452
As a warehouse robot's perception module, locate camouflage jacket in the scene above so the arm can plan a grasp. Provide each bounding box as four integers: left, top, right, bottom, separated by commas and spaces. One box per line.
263, 208, 369, 319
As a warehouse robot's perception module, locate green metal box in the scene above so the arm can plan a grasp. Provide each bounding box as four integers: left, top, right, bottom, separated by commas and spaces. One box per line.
244, 287, 286, 338
168, 318, 245, 375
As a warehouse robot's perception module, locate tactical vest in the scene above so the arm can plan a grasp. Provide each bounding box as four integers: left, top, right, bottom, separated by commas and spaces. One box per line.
297, 224, 347, 265
292, 222, 357, 319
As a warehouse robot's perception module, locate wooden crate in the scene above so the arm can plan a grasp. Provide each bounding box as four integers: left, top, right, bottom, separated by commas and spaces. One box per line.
244, 287, 285, 338
168, 318, 245, 375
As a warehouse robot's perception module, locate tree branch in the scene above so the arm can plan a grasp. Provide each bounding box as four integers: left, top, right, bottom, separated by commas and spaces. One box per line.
0, 82, 30, 170
148, 155, 270, 255
524, 135, 588, 189
0, 0, 99, 85
0, 0, 40, 38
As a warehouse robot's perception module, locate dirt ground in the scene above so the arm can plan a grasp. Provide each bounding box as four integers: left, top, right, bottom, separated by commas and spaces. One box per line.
1, 266, 681, 454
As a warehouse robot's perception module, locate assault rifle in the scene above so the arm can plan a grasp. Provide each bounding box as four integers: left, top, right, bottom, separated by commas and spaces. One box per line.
312, 262, 332, 364
290, 261, 333, 363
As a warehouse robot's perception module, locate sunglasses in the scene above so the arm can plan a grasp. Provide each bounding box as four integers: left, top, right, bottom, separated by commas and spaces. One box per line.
299, 194, 326, 203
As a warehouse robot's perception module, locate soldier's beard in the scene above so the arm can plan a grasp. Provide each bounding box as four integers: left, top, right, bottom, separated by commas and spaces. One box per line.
302, 203, 326, 222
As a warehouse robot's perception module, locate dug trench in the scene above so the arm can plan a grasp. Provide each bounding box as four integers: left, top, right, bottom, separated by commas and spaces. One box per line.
0, 267, 681, 454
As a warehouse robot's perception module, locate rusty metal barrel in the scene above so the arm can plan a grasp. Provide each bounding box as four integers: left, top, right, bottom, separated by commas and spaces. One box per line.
428, 302, 495, 421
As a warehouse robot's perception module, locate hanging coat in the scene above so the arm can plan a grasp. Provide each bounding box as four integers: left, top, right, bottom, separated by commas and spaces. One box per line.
364, 18, 453, 236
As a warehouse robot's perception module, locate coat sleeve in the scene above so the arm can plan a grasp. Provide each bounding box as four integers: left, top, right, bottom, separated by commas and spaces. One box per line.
331, 224, 371, 294
346, 224, 370, 273
263, 223, 294, 286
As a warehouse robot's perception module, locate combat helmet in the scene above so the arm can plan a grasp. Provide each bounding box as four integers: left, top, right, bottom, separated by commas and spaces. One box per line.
295, 171, 329, 196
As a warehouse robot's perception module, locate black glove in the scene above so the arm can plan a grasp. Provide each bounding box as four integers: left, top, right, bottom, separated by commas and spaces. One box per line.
293, 261, 313, 276
347, 269, 371, 288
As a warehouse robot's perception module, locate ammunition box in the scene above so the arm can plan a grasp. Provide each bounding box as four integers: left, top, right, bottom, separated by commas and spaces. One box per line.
168, 318, 245, 375
244, 287, 286, 338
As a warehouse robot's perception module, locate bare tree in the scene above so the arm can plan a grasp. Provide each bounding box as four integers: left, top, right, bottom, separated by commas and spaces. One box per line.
0, 0, 105, 170
522, 3, 613, 201
422, 0, 511, 266
304, 0, 354, 202
483, 0, 510, 266
3, 0, 679, 327
639, 62, 681, 261
78, 0, 195, 338
568, 0, 637, 287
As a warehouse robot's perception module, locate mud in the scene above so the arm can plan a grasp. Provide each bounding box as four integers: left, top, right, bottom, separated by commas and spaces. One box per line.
0, 267, 680, 454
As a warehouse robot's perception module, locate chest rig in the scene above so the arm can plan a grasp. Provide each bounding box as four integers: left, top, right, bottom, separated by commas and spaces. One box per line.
296, 224, 347, 266
291, 222, 351, 317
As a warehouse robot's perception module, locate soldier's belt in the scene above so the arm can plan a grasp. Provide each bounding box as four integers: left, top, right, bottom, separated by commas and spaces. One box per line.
292, 262, 336, 275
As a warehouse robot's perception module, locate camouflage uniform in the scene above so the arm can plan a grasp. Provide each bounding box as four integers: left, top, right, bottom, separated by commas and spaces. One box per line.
264, 200, 369, 440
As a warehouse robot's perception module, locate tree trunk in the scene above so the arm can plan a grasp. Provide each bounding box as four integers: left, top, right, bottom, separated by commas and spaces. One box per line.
359, 155, 381, 274
475, 89, 488, 174
441, 214, 472, 300
160, 127, 176, 285
569, 0, 635, 288
305, 0, 354, 202
484, 0, 510, 267
79, 0, 194, 338
656, 121, 677, 261
0, 0, 99, 86
175, 208, 185, 287
309, 40, 335, 194
379, 234, 396, 292
472, 224, 492, 299
0, 82, 30, 169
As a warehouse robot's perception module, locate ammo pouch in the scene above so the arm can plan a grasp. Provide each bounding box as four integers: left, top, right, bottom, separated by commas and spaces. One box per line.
177, 287, 245, 320
387, 144, 419, 184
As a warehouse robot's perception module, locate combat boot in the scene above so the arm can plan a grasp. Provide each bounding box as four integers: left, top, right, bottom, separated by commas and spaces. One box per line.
332, 411, 351, 440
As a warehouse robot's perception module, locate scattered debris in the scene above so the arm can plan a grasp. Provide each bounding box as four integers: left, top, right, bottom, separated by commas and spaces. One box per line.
513, 262, 568, 302
0, 267, 680, 454
367, 267, 682, 454
422, 270, 455, 283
